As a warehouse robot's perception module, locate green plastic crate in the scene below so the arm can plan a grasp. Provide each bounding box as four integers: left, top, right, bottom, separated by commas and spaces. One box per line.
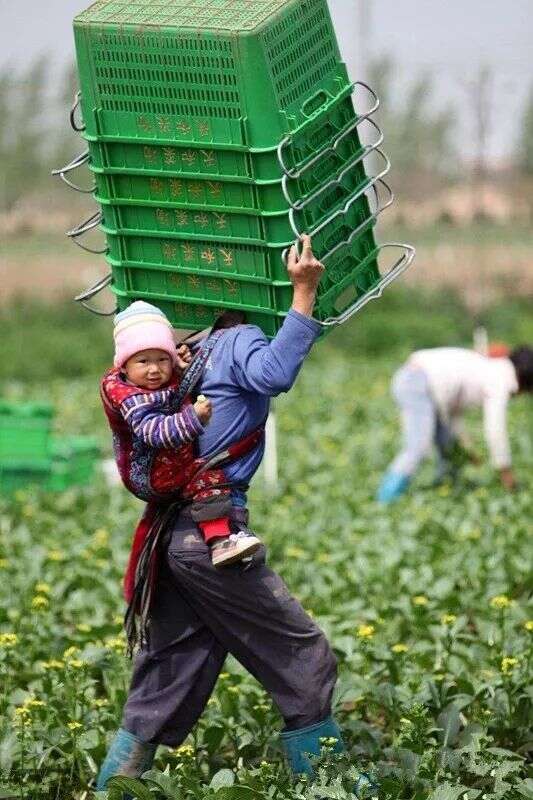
101, 196, 375, 275
89, 104, 370, 211
84, 87, 360, 181
73, 0, 347, 148
0, 466, 51, 493
97, 150, 371, 244
46, 437, 100, 491
109, 229, 378, 329
115, 289, 285, 339
0, 401, 53, 471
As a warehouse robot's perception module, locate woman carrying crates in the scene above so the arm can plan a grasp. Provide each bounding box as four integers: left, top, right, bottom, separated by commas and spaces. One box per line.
96, 237, 376, 797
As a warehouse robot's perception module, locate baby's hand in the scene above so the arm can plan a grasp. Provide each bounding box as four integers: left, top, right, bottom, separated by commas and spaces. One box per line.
176, 344, 193, 372
194, 395, 212, 425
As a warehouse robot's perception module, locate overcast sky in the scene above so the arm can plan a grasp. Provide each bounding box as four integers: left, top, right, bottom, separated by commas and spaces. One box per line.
1, 0, 531, 163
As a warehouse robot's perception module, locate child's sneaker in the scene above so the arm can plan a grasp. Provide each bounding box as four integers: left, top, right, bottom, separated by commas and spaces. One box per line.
211, 530, 261, 567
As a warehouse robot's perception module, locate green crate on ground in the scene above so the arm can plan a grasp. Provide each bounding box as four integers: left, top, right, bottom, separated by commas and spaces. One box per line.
46, 437, 100, 492
0, 401, 53, 471
73, 0, 347, 148
0, 466, 51, 494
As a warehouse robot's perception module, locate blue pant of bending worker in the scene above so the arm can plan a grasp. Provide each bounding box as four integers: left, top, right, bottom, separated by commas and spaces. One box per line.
97, 509, 375, 795
378, 366, 457, 502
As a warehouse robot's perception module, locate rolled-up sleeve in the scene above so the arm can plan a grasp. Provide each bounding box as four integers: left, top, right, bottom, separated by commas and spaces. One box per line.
483, 393, 512, 469
231, 310, 322, 396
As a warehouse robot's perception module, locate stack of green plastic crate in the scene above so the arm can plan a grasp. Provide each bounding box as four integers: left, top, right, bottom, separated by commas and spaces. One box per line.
68, 0, 409, 337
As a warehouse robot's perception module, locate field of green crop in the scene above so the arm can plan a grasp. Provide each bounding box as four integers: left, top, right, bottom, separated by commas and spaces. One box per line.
0, 294, 532, 800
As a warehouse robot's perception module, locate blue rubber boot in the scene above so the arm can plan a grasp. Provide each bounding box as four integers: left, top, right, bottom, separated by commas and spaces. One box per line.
96, 728, 156, 794
376, 471, 410, 504
280, 716, 378, 797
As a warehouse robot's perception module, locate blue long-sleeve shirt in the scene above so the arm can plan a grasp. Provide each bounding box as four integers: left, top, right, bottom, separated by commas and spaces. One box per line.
196, 309, 322, 503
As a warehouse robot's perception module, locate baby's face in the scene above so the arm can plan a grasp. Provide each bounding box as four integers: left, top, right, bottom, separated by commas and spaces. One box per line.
124, 348, 173, 390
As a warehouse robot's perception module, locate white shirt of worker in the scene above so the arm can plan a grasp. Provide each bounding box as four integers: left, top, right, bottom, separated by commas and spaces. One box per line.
409, 348, 519, 468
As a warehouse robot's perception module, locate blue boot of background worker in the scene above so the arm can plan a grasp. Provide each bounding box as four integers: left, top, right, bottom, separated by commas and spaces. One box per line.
96, 728, 156, 795
280, 716, 378, 797
377, 470, 410, 503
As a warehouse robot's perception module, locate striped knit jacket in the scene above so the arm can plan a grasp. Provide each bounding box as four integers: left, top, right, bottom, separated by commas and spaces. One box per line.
101, 368, 205, 502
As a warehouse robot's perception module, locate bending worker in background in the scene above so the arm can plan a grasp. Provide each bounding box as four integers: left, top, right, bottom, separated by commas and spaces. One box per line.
97, 236, 374, 797
377, 345, 533, 503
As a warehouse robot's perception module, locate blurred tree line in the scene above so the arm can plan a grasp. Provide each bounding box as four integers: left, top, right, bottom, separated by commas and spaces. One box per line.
0, 55, 532, 212
0, 59, 78, 212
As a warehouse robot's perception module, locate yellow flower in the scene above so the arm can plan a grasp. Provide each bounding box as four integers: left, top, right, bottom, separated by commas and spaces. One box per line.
41, 659, 64, 670
391, 643, 409, 654
219, 672, 231, 680
31, 595, 49, 610
433, 673, 445, 681
76, 623, 92, 633
92, 698, 109, 708
67, 659, 85, 669
490, 595, 514, 610
0, 633, 19, 648
13, 707, 32, 728
35, 582, 51, 594
286, 546, 305, 559
227, 686, 239, 694
173, 744, 194, 758
501, 657, 519, 674
0, 558, 8, 569
26, 699, 45, 708
207, 697, 218, 707
63, 646, 79, 659
105, 636, 127, 652
67, 721, 82, 731
412, 595, 429, 606
47, 550, 65, 562
524, 620, 533, 632
441, 614, 457, 625
113, 615, 123, 626
92, 528, 109, 547
357, 624, 375, 639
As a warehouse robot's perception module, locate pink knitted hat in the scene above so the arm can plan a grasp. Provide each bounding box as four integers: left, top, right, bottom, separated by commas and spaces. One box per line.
113, 301, 178, 368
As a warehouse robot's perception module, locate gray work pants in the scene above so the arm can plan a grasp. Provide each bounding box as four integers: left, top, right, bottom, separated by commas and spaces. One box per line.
122, 509, 338, 746
389, 366, 456, 478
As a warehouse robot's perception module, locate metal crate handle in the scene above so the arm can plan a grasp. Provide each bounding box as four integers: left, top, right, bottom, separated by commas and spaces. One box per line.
283, 116, 384, 212
66, 211, 108, 255
282, 175, 393, 266
70, 90, 85, 132
75, 273, 117, 316
277, 81, 380, 179
318, 243, 416, 327
52, 150, 96, 194
288, 147, 391, 241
